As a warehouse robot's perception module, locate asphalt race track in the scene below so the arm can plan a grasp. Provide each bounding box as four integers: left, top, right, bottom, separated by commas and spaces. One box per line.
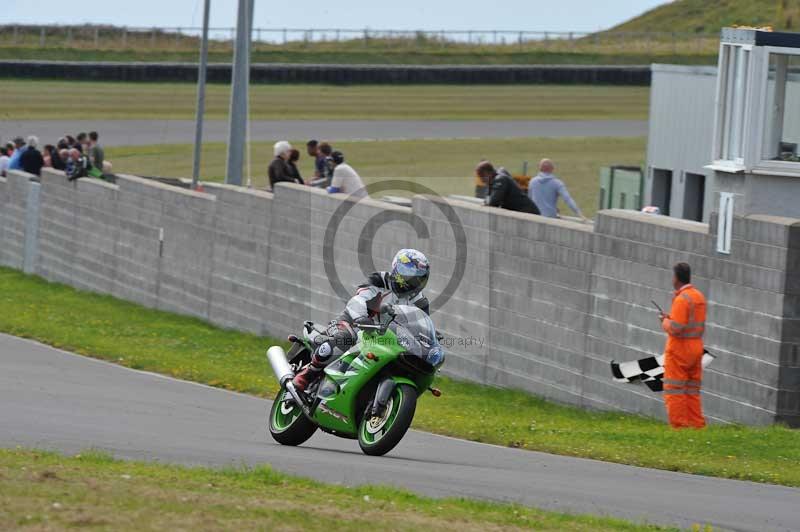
0, 119, 648, 146
2, 333, 798, 531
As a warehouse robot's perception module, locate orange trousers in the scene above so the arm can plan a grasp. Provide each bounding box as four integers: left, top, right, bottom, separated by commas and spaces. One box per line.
663, 345, 706, 429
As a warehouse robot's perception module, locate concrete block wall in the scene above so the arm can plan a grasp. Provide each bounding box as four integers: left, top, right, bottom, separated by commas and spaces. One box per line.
2, 169, 799, 426
0, 172, 32, 270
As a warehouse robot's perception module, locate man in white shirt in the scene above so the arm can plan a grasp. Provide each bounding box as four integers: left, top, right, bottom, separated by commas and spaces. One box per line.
327, 151, 367, 198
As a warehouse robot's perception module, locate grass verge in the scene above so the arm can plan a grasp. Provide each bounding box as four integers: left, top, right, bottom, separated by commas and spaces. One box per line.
0, 45, 717, 66
0, 268, 799, 487
105, 137, 647, 218
0, 448, 672, 531
0, 80, 649, 121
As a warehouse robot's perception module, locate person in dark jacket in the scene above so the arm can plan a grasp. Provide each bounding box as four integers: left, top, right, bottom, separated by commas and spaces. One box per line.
476, 161, 540, 215
286, 148, 304, 184
20, 136, 44, 177
268, 140, 295, 190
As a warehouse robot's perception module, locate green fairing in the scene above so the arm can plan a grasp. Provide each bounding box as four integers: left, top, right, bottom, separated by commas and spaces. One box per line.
312, 329, 428, 436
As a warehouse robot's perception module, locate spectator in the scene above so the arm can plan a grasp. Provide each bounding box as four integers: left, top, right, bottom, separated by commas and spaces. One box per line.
286, 148, 304, 184
328, 151, 367, 198
477, 161, 539, 215
528, 158, 585, 220
46, 144, 65, 171
76, 132, 89, 153
42, 144, 54, 168
5, 142, 14, 156
65, 135, 77, 150
317, 142, 335, 186
88, 131, 105, 172
58, 149, 70, 172
306, 139, 328, 180
0, 146, 9, 177
7, 137, 27, 171
268, 140, 295, 190
67, 148, 90, 181
20, 136, 44, 177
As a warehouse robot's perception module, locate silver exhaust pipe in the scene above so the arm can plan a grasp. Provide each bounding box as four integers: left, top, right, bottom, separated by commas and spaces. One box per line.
266, 346, 294, 385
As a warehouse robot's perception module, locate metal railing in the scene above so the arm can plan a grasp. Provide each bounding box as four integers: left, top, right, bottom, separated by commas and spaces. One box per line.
0, 25, 720, 55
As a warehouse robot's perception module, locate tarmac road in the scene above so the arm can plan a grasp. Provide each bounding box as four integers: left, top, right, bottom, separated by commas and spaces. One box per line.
0, 119, 647, 146
1, 333, 798, 532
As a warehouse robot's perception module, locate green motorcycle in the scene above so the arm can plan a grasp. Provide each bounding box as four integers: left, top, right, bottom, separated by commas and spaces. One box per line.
266, 305, 445, 456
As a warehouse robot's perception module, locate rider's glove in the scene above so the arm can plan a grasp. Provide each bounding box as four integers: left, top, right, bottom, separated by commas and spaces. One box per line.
379, 303, 396, 317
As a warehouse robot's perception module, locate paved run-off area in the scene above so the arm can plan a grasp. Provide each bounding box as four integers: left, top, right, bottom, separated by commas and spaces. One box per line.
2, 334, 798, 532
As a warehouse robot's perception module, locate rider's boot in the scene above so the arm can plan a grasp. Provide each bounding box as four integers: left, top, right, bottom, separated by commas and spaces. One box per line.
292, 359, 324, 393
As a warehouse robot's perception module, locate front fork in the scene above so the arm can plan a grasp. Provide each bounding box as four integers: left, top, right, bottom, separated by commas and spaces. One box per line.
369, 378, 397, 418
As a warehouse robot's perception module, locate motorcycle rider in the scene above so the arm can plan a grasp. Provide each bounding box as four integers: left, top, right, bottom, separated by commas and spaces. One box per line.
292, 248, 431, 392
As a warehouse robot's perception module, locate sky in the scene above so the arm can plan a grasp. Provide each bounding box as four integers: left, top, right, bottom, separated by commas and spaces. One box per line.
5, 1, 668, 33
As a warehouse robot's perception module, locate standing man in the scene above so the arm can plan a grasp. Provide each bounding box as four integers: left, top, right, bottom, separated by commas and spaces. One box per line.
20, 136, 44, 177
306, 140, 327, 180
88, 131, 105, 172
477, 161, 539, 215
659, 263, 707, 429
529, 158, 585, 220
7, 137, 27, 171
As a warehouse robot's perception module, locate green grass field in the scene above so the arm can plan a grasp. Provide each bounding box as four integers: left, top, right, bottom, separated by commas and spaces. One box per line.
608, 0, 777, 34
1, 267, 799, 488
0, 80, 650, 120
0, 449, 672, 531
106, 137, 646, 218
0, 45, 718, 66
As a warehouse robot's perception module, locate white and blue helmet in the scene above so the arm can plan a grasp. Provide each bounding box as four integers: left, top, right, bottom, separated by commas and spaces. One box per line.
389, 249, 430, 299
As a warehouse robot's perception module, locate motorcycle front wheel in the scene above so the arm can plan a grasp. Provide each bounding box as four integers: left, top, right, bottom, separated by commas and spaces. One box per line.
268, 389, 317, 446
358, 383, 417, 456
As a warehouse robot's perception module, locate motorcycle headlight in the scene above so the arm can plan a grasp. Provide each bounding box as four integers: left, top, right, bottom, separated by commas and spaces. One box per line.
426, 345, 445, 368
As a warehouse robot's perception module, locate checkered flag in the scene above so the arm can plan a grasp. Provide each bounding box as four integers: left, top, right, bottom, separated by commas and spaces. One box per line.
610, 351, 715, 392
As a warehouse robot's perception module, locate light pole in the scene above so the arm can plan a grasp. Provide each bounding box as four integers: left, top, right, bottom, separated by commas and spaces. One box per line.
225, 0, 255, 186
191, 0, 211, 190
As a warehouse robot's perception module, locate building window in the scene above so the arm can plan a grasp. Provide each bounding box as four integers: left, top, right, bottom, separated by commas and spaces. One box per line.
715, 44, 752, 166
762, 52, 800, 163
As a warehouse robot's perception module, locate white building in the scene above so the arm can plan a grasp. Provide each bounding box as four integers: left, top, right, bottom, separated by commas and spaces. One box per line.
645, 28, 800, 222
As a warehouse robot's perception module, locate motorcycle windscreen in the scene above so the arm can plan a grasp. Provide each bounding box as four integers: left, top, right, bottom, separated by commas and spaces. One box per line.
391, 305, 445, 368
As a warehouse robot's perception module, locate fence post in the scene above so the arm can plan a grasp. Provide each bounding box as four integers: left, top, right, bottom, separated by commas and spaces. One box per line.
175, 27, 181, 47
12, 25, 18, 45
518, 31, 523, 49
363, 28, 369, 47
151, 28, 157, 47
122, 27, 127, 48
94, 27, 99, 47
66, 26, 72, 46
39, 27, 46, 47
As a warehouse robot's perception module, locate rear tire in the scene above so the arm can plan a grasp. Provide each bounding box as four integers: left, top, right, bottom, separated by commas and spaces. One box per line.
268, 389, 317, 446
358, 384, 417, 456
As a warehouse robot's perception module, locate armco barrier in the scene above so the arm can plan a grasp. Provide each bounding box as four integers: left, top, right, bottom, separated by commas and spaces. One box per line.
1, 168, 798, 426
0, 60, 652, 85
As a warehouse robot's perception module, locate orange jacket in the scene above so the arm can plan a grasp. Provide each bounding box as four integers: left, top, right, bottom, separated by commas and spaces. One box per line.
661, 284, 706, 351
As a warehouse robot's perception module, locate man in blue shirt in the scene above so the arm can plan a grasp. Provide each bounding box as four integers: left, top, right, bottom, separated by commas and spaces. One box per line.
528, 158, 586, 221
7, 137, 27, 171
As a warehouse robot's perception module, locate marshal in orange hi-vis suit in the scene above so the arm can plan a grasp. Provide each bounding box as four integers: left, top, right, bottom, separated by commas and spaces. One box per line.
661, 272, 707, 429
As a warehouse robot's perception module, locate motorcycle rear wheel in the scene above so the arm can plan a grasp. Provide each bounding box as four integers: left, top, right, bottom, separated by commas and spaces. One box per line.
358, 384, 417, 456
268, 389, 317, 446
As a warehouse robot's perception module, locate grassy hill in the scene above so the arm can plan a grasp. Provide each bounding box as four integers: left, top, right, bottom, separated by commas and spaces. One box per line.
608, 0, 779, 34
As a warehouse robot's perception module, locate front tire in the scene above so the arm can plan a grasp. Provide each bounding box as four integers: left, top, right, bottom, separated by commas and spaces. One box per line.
269, 389, 317, 446
358, 383, 417, 456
